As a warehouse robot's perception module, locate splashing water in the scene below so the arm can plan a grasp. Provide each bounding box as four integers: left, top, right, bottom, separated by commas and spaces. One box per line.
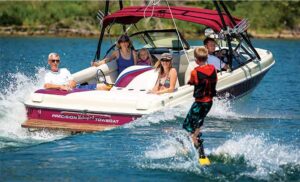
124, 103, 191, 129
140, 129, 205, 174
0, 68, 68, 149
124, 97, 240, 129
212, 134, 300, 179
139, 131, 300, 180
209, 98, 241, 120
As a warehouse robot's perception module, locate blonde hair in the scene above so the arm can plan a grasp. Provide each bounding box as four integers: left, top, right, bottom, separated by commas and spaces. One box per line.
194, 46, 208, 62
138, 48, 152, 62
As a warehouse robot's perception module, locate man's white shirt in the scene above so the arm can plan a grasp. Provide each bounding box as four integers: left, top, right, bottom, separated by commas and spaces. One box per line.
207, 54, 225, 71
44, 68, 74, 85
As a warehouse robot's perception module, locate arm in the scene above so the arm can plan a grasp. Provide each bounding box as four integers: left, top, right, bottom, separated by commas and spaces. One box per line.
188, 70, 197, 85
44, 83, 73, 91
223, 63, 229, 70
150, 77, 160, 93
92, 51, 118, 67
44, 69, 76, 91
44, 83, 63, 90
68, 80, 77, 88
154, 68, 177, 95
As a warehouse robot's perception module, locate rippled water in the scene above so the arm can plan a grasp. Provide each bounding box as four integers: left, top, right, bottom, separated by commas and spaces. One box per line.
0, 37, 299, 181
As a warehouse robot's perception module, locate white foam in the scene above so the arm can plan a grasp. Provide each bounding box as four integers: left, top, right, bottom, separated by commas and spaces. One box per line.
212, 134, 300, 179
208, 98, 241, 120
124, 97, 241, 129
0, 68, 68, 149
123, 101, 191, 128
144, 131, 194, 159
139, 130, 206, 174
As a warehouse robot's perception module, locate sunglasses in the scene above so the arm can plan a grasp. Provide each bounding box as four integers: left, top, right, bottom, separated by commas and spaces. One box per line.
161, 59, 171, 62
51, 59, 60, 63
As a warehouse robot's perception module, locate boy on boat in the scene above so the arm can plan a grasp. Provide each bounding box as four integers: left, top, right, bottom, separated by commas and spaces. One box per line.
183, 47, 217, 162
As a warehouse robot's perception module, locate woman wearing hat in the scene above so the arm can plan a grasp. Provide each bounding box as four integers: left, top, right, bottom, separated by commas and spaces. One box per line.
92, 34, 138, 74
150, 53, 178, 94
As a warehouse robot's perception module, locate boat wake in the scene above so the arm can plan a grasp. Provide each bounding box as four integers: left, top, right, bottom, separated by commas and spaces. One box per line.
210, 98, 299, 121
211, 134, 300, 180
139, 131, 300, 180
123, 103, 190, 129
124, 96, 295, 132
0, 69, 68, 149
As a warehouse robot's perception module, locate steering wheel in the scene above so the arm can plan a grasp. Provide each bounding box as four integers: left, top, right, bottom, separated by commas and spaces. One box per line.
213, 48, 229, 64
96, 69, 107, 84
96, 69, 114, 89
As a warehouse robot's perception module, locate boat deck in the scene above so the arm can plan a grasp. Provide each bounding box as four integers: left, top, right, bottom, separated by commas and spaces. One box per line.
21, 119, 115, 132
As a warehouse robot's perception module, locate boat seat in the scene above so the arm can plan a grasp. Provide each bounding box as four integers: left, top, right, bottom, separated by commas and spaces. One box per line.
113, 66, 154, 90
112, 65, 179, 91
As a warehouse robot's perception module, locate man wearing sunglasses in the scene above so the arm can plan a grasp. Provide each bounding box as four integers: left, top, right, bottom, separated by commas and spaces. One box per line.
44, 52, 76, 91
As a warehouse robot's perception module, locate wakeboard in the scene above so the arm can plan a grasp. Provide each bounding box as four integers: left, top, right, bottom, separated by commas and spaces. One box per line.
175, 134, 210, 166
197, 138, 211, 166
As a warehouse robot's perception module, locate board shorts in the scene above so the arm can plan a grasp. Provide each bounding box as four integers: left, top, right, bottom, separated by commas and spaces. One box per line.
182, 101, 213, 133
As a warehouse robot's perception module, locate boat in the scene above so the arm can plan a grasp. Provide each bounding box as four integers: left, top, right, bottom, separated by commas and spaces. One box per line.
21, 1, 275, 132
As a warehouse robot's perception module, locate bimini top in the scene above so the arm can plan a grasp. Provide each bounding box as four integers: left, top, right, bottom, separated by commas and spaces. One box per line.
102, 6, 241, 32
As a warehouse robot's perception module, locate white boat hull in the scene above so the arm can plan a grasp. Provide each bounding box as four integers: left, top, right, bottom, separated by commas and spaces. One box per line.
22, 47, 274, 132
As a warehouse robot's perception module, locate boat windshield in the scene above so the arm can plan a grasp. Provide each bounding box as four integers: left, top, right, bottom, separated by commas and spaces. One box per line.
231, 38, 257, 69
218, 37, 258, 70
103, 30, 190, 57
130, 30, 190, 51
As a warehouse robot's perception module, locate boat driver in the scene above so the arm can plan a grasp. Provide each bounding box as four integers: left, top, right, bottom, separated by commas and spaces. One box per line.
204, 37, 228, 71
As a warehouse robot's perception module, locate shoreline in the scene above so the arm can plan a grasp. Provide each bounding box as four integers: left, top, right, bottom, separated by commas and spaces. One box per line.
248, 30, 300, 39
1, 26, 300, 40
0, 26, 99, 38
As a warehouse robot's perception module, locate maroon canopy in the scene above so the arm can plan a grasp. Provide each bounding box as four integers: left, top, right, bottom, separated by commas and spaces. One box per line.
103, 6, 241, 32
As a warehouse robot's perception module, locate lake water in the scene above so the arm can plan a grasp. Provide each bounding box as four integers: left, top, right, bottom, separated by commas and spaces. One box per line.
0, 37, 299, 181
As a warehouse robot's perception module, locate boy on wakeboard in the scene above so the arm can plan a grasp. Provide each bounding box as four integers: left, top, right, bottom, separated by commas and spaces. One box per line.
183, 46, 217, 165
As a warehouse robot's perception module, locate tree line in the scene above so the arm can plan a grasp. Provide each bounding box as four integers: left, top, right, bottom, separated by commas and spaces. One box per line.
0, 1, 299, 36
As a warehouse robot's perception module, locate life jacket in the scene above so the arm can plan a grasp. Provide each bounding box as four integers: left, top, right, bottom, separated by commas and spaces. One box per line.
193, 65, 217, 99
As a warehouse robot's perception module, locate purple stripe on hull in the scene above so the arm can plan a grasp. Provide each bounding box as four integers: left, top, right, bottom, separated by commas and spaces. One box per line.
217, 69, 269, 99
27, 107, 141, 126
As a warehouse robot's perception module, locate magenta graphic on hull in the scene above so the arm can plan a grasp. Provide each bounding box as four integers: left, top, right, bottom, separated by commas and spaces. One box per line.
27, 107, 141, 126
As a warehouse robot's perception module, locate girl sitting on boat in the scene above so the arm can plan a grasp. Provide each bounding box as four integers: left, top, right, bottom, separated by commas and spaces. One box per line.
137, 48, 152, 66
92, 34, 138, 74
149, 53, 178, 95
